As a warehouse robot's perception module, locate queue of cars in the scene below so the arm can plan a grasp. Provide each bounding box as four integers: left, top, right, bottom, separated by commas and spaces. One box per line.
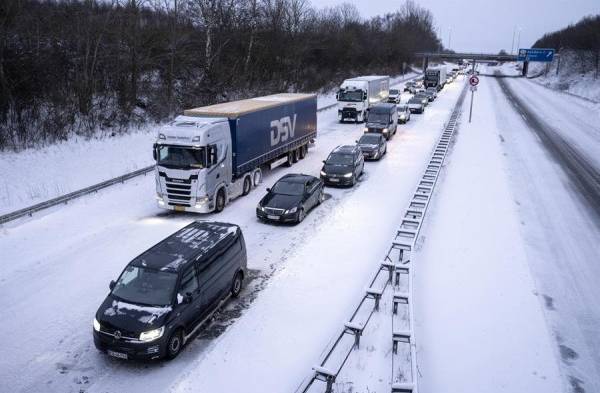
94, 72, 452, 362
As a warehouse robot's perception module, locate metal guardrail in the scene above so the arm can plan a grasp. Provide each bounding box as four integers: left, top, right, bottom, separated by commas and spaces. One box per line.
389, 81, 468, 393
0, 74, 421, 226
294, 81, 468, 393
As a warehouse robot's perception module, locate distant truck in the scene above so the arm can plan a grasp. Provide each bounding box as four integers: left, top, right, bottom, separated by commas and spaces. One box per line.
154, 93, 317, 213
425, 66, 447, 91
336, 76, 389, 123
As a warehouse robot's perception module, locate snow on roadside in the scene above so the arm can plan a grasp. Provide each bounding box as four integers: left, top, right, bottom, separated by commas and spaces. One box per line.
413, 75, 563, 393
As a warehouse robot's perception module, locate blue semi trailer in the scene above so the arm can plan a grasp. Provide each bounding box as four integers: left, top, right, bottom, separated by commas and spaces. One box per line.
153, 93, 317, 213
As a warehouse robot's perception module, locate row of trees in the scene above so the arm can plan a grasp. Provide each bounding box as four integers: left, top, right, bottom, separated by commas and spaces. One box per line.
534, 14, 600, 77
0, 0, 441, 150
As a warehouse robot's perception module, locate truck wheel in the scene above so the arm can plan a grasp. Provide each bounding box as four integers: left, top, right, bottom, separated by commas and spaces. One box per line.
285, 152, 293, 167
242, 176, 252, 196
215, 189, 226, 212
231, 272, 243, 298
292, 149, 299, 163
166, 329, 183, 360
299, 145, 307, 159
253, 169, 262, 186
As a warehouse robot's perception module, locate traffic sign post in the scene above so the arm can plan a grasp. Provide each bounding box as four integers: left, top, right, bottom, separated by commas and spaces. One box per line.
468, 75, 479, 123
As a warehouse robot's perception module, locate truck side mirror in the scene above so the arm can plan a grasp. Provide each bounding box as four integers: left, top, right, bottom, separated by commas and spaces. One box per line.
362, 92, 367, 101
152, 144, 157, 161
335, 93, 339, 100
109, 280, 116, 290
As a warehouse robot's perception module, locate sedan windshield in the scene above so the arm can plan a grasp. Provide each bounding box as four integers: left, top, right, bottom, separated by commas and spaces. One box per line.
271, 180, 305, 196
338, 90, 363, 102
408, 98, 421, 104
157, 145, 206, 170
326, 153, 353, 166
359, 134, 380, 144
398, 105, 408, 111
112, 266, 177, 306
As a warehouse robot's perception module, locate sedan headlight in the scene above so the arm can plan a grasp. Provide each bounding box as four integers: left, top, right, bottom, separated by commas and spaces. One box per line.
93, 318, 101, 332
320, 170, 326, 177
286, 207, 298, 214
139, 326, 165, 342
363, 127, 368, 133
383, 128, 389, 134
400, 114, 406, 119
343, 173, 353, 178
257, 204, 265, 211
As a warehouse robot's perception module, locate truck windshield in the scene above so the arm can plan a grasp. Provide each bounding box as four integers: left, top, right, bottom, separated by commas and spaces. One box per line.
389, 89, 399, 95
338, 90, 364, 102
157, 145, 206, 170
112, 266, 177, 306
368, 112, 389, 124
271, 181, 304, 196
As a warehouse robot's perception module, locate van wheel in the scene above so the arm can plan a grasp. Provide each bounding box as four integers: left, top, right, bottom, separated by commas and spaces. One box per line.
231, 272, 243, 298
285, 152, 294, 167
215, 189, 226, 212
166, 329, 183, 360
242, 176, 252, 196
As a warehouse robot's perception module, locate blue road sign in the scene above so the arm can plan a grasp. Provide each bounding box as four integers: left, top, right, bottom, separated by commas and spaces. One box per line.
517, 48, 555, 62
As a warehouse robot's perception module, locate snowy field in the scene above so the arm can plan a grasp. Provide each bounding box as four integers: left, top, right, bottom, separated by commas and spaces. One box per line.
0, 73, 416, 216
0, 76, 458, 393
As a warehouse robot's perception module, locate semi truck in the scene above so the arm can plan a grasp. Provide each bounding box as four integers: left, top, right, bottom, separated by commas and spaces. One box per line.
153, 93, 317, 213
424, 66, 447, 91
336, 76, 389, 123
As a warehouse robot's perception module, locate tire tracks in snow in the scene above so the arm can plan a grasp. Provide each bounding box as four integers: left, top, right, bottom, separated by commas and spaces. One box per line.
496, 75, 600, 226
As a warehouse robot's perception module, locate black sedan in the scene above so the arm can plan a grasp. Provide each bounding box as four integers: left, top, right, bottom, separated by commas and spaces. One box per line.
256, 174, 324, 224
357, 133, 387, 160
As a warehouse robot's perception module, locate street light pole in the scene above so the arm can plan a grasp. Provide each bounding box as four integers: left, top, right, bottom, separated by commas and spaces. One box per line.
516, 28, 522, 52
448, 28, 452, 50
511, 26, 516, 55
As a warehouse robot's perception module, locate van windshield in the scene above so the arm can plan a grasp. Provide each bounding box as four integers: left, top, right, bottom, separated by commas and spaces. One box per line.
326, 153, 353, 166
368, 112, 390, 124
338, 90, 364, 102
112, 266, 177, 306
157, 145, 206, 170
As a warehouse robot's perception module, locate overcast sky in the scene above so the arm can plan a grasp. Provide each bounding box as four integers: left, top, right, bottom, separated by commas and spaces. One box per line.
315, 0, 599, 53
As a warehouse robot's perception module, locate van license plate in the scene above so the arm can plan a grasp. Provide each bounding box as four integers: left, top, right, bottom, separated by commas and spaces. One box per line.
174, 206, 186, 212
107, 350, 128, 359
267, 215, 279, 220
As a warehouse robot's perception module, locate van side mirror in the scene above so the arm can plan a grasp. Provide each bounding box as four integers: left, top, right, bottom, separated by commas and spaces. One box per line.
322, 160, 326, 164
266, 187, 271, 193
109, 280, 116, 290
184, 292, 193, 304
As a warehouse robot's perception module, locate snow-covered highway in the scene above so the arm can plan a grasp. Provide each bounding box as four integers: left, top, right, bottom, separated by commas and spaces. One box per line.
0, 78, 465, 393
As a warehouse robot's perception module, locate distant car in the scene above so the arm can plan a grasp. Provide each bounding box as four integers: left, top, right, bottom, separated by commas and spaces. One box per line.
320, 145, 364, 187
415, 93, 429, 106
407, 97, 425, 114
426, 87, 437, 100
357, 133, 387, 161
93, 221, 247, 361
403, 81, 415, 92
256, 174, 324, 224
397, 104, 411, 123
388, 89, 401, 104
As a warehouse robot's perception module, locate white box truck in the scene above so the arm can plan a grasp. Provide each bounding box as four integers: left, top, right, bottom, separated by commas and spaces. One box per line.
424, 66, 447, 91
336, 76, 389, 123
153, 93, 317, 213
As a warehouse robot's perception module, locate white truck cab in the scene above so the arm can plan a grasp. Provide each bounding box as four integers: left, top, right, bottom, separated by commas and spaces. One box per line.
336, 76, 389, 123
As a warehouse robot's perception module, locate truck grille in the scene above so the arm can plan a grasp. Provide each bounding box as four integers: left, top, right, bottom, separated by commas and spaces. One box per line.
159, 172, 194, 206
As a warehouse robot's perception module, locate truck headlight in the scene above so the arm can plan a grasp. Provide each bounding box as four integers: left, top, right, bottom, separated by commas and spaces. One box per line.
343, 173, 353, 178
196, 196, 209, 207
158, 133, 166, 140
286, 207, 298, 214
93, 318, 101, 332
139, 326, 165, 342
363, 127, 368, 132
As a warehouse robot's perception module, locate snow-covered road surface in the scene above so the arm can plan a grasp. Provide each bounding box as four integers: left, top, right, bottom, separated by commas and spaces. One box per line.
0, 80, 462, 393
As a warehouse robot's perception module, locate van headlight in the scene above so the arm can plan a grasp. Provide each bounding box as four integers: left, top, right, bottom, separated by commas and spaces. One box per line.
343, 173, 353, 178
139, 326, 165, 342
320, 170, 326, 177
363, 127, 368, 132
383, 128, 389, 134
93, 318, 101, 332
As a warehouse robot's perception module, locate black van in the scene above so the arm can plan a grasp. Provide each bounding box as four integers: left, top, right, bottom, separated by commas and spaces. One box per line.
364, 103, 398, 140
93, 221, 247, 360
